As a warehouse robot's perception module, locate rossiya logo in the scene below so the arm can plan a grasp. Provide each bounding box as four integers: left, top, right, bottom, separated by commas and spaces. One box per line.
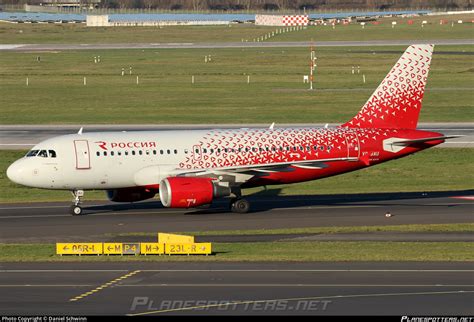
95, 141, 108, 150
95, 141, 157, 150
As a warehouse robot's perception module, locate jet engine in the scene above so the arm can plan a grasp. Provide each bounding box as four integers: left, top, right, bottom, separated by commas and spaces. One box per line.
159, 177, 231, 208
107, 188, 156, 203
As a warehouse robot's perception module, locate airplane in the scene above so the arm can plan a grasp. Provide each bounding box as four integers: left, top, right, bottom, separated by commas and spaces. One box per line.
7, 44, 458, 216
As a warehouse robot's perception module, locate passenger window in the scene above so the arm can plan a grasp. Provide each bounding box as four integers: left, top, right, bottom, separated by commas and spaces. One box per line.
139, 150, 142, 155
118, 151, 122, 156
38, 150, 48, 158
203, 148, 207, 154
153, 150, 156, 155
104, 151, 107, 156
184, 149, 189, 154
160, 150, 164, 155
146, 150, 149, 155
174, 149, 177, 154
96, 152, 100, 156
125, 151, 129, 156
167, 149, 170, 154
111, 151, 114, 156
48, 150, 57, 158
132, 151, 135, 155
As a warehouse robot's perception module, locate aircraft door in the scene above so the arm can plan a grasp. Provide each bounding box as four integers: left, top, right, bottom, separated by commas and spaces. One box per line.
344, 132, 360, 160
74, 140, 91, 169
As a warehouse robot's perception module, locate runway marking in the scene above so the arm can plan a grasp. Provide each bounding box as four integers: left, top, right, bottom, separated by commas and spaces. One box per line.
69, 270, 140, 302
3, 269, 473, 273
128, 290, 474, 315
0, 144, 36, 146
119, 284, 474, 288
0, 284, 472, 288
451, 196, 474, 201
443, 142, 474, 144
0, 284, 93, 287
0, 270, 129, 273
0, 205, 381, 219
274, 205, 379, 211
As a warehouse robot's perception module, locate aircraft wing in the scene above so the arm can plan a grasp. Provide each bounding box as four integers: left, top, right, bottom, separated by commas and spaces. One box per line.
170, 157, 358, 183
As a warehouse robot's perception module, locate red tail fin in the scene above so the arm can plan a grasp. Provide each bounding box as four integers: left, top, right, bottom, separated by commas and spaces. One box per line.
341, 44, 434, 129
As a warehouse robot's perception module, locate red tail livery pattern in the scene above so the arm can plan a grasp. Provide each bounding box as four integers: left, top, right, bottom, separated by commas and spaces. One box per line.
342, 44, 434, 129
177, 127, 417, 170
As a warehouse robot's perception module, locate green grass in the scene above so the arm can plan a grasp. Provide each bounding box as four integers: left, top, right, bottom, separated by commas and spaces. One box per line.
0, 45, 473, 124
114, 223, 474, 238
1, 148, 472, 203
0, 242, 472, 262
0, 14, 473, 44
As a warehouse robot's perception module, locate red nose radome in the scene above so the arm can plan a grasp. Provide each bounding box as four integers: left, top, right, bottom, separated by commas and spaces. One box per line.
342, 44, 434, 130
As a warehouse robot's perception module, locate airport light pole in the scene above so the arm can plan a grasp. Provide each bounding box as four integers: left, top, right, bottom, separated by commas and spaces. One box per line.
309, 46, 317, 90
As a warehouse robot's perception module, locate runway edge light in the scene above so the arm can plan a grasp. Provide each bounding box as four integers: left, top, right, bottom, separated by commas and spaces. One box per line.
158, 233, 195, 244
56, 243, 103, 256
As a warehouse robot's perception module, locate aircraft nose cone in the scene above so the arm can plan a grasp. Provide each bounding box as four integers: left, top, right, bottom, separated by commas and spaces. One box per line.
7, 160, 25, 185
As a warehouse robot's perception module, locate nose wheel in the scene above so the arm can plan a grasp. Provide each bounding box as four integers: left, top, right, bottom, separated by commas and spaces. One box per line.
70, 205, 83, 216
70, 190, 84, 216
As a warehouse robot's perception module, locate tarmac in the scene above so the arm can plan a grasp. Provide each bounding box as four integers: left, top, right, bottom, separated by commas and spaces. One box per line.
0, 262, 472, 315
1, 123, 473, 149
0, 191, 472, 243
1, 39, 473, 51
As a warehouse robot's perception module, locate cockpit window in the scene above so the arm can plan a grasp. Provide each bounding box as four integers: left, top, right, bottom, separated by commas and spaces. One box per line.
26, 149, 57, 158
26, 150, 39, 157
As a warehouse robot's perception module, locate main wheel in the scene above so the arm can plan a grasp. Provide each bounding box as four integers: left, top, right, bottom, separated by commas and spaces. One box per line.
70, 205, 83, 216
230, 198, 250, 214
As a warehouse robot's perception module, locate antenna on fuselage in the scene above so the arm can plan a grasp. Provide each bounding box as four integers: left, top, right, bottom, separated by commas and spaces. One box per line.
269, 122, 275, 130
78, 127, 83, 135
324, 123, 329, 128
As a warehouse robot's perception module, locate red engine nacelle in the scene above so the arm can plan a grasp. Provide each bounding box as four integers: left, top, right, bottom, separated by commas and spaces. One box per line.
159, 177, 230, 208
107, 188, 156, 203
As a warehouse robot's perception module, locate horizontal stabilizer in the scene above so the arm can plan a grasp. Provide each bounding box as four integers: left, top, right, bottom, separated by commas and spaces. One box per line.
391, 135, 462, 146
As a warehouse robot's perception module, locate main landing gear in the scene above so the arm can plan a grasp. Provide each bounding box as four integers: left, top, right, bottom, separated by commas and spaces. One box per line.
229, 188, 250, 214
70, 190, 84, 216
230, 198, 250, 214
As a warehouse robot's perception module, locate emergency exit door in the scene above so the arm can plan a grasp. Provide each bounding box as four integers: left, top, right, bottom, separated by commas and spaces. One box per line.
74, 140, 91, 169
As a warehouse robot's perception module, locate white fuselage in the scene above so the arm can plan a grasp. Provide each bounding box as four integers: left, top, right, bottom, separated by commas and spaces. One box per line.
7, 130, 210, 190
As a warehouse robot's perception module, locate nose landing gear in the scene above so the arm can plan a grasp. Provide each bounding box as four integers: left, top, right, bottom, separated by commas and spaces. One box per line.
70, 190, 84, 216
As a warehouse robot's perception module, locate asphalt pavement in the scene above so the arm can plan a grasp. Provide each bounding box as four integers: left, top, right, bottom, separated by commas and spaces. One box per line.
1, 123, 472, 149
0, 261, 472, 315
